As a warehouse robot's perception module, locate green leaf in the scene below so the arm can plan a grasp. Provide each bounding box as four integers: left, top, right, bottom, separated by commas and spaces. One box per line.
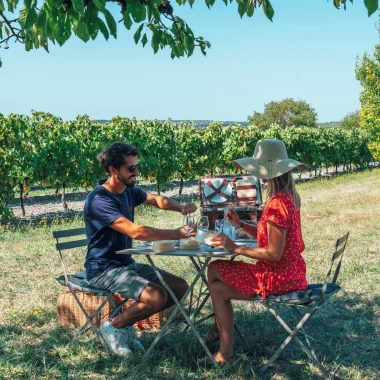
247, 3, 254, 17
262, 0, 274, 21
129, 1, 147, 23
205, 0, 215, 9
85, 3, 100, 40
102, 8, 117, 38
98, 18, 109, 40
36, 9, 46, 30
237, 0, 249, 18
134, 23, 144, 44
123, 11, 132, 30
18, 8, 27, 27
74, 20, 90, 42
92, 0, 106, 11
0, 58, 2, 68
25, 0, 37, 9
185, 35, 194, 56
0, 0, 5, 12
71, 0, 84, 14
151, 4, 160, 20
364, 0, 378, 16
53, 18, 71, 46
151, 32, 159, 54
25, 8, 37, 29
141, 33, 147, 47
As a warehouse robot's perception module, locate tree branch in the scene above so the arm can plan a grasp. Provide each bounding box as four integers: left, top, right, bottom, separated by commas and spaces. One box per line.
0, 11, 23, 44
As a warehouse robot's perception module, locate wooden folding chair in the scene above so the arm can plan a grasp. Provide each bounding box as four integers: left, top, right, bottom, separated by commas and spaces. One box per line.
53, 227, 127, 354
236, 232, 349, 378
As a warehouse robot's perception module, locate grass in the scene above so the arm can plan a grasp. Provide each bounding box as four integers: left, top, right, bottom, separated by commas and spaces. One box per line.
0, 169, 379, 379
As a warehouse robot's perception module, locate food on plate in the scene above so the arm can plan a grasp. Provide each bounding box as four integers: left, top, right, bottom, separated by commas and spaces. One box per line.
180, 238, 201, 250
195, 229, 219, 245
152, 240, 175, 253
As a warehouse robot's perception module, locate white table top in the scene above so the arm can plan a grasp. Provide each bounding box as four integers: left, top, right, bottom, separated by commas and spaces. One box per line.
116, 240, 257, 258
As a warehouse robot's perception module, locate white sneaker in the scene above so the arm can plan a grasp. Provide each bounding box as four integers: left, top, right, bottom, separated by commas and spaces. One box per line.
100, 320, 133, 357
124, 325, 145, 352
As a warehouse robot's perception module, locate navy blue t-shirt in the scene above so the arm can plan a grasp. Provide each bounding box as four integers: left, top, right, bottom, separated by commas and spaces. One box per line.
84, 181, 147, 280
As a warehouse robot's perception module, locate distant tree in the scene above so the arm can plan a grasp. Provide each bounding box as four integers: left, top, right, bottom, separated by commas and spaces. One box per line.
0, 0, 379, 67
247, 98, 318, 129
339, 110, 361, 130
356, 43, 380, 161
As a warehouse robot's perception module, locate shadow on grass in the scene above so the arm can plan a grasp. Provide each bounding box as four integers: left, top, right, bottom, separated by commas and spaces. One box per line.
231, 292, 380, 378
1, 292, 379, 379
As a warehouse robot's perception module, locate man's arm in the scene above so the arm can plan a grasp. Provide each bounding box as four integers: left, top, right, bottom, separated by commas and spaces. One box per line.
143, 193, 197, 215
110, 216, 191, 241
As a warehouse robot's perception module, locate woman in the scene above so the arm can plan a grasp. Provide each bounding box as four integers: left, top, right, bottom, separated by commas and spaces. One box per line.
207, 138, 308, 363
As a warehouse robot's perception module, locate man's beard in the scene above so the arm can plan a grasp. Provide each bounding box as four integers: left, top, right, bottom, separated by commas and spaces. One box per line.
117, 173, 136, 188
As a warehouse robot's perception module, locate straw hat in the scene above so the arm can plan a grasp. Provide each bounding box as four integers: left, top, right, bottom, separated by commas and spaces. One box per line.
233, 139, 307, 180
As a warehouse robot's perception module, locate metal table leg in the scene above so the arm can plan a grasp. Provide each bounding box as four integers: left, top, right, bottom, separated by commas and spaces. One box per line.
143, 255, 220, 370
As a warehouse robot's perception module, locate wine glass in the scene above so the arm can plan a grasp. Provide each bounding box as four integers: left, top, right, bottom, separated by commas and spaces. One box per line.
183, 215, 195, 238
197, 216, 209, 231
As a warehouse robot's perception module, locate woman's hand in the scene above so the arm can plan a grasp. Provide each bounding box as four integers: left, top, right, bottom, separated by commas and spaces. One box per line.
210, 233, 238, 253
225, 209, 242, 228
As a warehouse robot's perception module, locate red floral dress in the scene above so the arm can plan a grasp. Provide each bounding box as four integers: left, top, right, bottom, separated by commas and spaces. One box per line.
215, 192, 307, 300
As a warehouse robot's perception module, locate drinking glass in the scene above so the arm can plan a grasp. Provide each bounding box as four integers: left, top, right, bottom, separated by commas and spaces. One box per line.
214, 219, 224, 234
183, 215, 195, 238
197, 216, 209, 231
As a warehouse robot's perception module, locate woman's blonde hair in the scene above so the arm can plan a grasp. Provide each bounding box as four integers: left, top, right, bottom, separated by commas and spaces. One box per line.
266, 172, 301, 209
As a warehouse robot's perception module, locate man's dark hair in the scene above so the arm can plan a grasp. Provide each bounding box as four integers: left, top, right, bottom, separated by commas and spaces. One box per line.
97, 142, 140, 174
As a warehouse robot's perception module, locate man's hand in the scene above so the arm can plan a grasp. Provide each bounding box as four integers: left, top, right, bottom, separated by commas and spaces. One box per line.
178, 227, 196, 238
210, 233, 238, 253
181, 203, 197, 215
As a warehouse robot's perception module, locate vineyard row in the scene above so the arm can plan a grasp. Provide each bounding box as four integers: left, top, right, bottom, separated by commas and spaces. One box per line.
0, 112, 375, 219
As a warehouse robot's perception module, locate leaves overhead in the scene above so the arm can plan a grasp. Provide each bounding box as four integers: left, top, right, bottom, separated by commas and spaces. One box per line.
0, 0, 378, 67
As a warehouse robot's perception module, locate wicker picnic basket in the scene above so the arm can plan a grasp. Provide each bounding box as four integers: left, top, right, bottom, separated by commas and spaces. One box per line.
57, 291, 112, 328
198, 174, 264, 231
57, 291, 177, 330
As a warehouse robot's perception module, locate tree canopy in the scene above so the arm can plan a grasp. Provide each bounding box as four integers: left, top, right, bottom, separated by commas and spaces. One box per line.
0, 0, 379, 67
339, 110, 360, 130
247, 98, 318, 129
356, 43, 380, 160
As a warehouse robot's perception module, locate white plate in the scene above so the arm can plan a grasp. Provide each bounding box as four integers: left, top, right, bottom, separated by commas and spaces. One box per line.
203, 178, 233, 204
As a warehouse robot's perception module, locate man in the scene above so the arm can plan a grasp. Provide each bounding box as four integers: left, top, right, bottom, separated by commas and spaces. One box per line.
84, 142, 196, 356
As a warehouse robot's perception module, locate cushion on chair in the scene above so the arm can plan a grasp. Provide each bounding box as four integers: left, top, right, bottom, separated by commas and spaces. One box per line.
251, 283, 341, 305
55, 271, 110, 294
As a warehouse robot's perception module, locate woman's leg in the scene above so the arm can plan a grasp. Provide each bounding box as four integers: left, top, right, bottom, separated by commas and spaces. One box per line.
207, 261, 252, 361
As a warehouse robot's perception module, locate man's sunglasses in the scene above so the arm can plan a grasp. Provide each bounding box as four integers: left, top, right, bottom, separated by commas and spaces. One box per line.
123, 164, 140, 173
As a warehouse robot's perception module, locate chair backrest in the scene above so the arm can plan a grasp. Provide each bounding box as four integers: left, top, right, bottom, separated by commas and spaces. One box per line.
320, 232, 349, 298
53, 227, 88, 251
53, 227, 89, 288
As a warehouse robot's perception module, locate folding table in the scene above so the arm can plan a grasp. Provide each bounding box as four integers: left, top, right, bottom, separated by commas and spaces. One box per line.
116, 244, 240, 368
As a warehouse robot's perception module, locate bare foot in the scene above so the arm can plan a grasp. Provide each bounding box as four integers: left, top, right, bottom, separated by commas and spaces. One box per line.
213, 351, 235, 363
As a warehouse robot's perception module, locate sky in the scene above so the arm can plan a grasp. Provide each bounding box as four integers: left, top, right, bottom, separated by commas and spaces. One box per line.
0, 0, 379, 123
